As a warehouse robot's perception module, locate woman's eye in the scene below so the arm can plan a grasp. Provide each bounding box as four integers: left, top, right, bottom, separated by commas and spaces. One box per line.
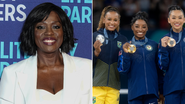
36, 26, 45, 29
114, 19, 118, 22
135, 26, 139, 28
108, 18, 111, 21
53, 25, 60, 29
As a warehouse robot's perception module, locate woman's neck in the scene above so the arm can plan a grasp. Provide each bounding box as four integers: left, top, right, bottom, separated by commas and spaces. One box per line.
37, 50, 63, 67
172, 27, 183, 33
134, 36, 145, 40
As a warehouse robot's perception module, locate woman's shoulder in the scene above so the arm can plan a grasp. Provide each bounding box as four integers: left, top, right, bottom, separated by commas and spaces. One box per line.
148, 39, 157, 44
93, 28, 104, 36
3, 55, 36, 72
63, 54, 92, 74
63, 53, 91, 65
70, 55, 91, 65
147, 39, 159, 48
117, 33, 128, 41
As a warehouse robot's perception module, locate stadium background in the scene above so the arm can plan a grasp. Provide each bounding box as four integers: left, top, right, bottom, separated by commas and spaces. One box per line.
1, 0, 185, 103
93, 0, 185, 103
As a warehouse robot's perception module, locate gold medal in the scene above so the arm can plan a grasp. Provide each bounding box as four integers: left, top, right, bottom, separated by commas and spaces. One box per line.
167, 38, 176, 47
128, 44, 136, 53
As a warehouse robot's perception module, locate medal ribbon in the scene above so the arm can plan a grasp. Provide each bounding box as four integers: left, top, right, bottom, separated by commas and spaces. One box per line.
131, 36, 148, 46
170, 28, 183, 44
103, 28, 118, 44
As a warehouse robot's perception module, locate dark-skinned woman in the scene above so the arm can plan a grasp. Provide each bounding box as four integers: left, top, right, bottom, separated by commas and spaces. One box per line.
117, 11, 164, 104
0, 2, 91, 104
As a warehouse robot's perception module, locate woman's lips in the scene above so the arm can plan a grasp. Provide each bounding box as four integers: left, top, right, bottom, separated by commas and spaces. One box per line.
42, 37, 56, 45
137, 32, 144, 36
174, 23, 180, 27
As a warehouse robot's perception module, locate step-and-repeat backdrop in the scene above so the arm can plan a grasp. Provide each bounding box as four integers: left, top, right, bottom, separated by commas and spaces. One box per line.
0, 0, 92, 78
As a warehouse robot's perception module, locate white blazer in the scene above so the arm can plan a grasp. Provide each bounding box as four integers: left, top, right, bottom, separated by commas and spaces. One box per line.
0, 52, 92, 104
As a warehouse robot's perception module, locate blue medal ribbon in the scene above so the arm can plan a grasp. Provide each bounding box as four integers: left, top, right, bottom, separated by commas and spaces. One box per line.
103, 28, 118, 44
131, 36, 148, 46
170, 28, 183, 44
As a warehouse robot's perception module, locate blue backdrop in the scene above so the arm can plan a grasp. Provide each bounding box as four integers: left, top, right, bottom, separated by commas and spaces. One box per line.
0, 0, 92, 78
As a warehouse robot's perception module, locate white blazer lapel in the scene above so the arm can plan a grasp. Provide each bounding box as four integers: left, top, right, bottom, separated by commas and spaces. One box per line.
14, 52, 86, 104
15, 55, 37, 104
62, 53, 82, 104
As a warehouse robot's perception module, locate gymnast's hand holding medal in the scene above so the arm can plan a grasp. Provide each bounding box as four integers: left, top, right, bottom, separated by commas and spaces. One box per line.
122, 41, 136, 53
161, 36, 173, 47
96, 34, 105, 46
161, 28, 182, 47
167, 37, 176, 47
93, 35, 105, 57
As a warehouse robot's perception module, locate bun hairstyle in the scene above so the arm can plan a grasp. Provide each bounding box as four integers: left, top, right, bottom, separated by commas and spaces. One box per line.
131, 11, 148, 26
168, 5, 184, 17
97, 6, 120, 31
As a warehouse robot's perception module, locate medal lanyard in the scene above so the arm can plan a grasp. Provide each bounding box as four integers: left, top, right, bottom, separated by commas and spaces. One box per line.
131, 36, 148, 46
170, 28, 183, 44
103, 28, 118, 44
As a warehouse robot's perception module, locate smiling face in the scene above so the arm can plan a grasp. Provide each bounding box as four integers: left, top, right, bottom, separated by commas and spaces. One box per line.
168, 10, 185, 33
34, 11, 63, 54
103, 11, 120, 31
131, 19, 148, 40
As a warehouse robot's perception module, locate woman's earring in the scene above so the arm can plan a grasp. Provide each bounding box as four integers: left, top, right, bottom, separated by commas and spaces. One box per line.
59, 48, 62, 53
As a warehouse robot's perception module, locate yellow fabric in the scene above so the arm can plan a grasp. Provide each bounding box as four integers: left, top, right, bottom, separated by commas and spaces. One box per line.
93, 86, 120, 104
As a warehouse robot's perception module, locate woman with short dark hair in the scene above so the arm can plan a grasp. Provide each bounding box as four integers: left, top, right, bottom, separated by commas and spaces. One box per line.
19, 2, 75, 55
0, 2, 91, 104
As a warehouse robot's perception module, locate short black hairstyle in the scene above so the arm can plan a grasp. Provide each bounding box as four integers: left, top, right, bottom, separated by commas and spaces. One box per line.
19, 2, 76, 56
168, 5, 184, 17
130, 11, 148, 26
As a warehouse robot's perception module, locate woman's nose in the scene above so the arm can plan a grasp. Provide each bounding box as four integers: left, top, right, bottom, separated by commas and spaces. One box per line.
45, 26, 54, 35
138, 27, 142, 31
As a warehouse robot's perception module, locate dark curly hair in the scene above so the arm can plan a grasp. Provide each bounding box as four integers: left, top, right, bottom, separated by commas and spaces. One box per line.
168, 5, 184, 17
131, 11, 148, 26
19, 2, 76, 56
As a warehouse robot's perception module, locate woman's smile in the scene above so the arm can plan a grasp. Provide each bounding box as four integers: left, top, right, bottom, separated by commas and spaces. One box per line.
42, 37, 57, 45
34, 11, 63, 53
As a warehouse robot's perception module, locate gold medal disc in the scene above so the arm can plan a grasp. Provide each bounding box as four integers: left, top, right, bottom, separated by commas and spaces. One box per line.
167, 38, 176, 47
128, 44, 136, 53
